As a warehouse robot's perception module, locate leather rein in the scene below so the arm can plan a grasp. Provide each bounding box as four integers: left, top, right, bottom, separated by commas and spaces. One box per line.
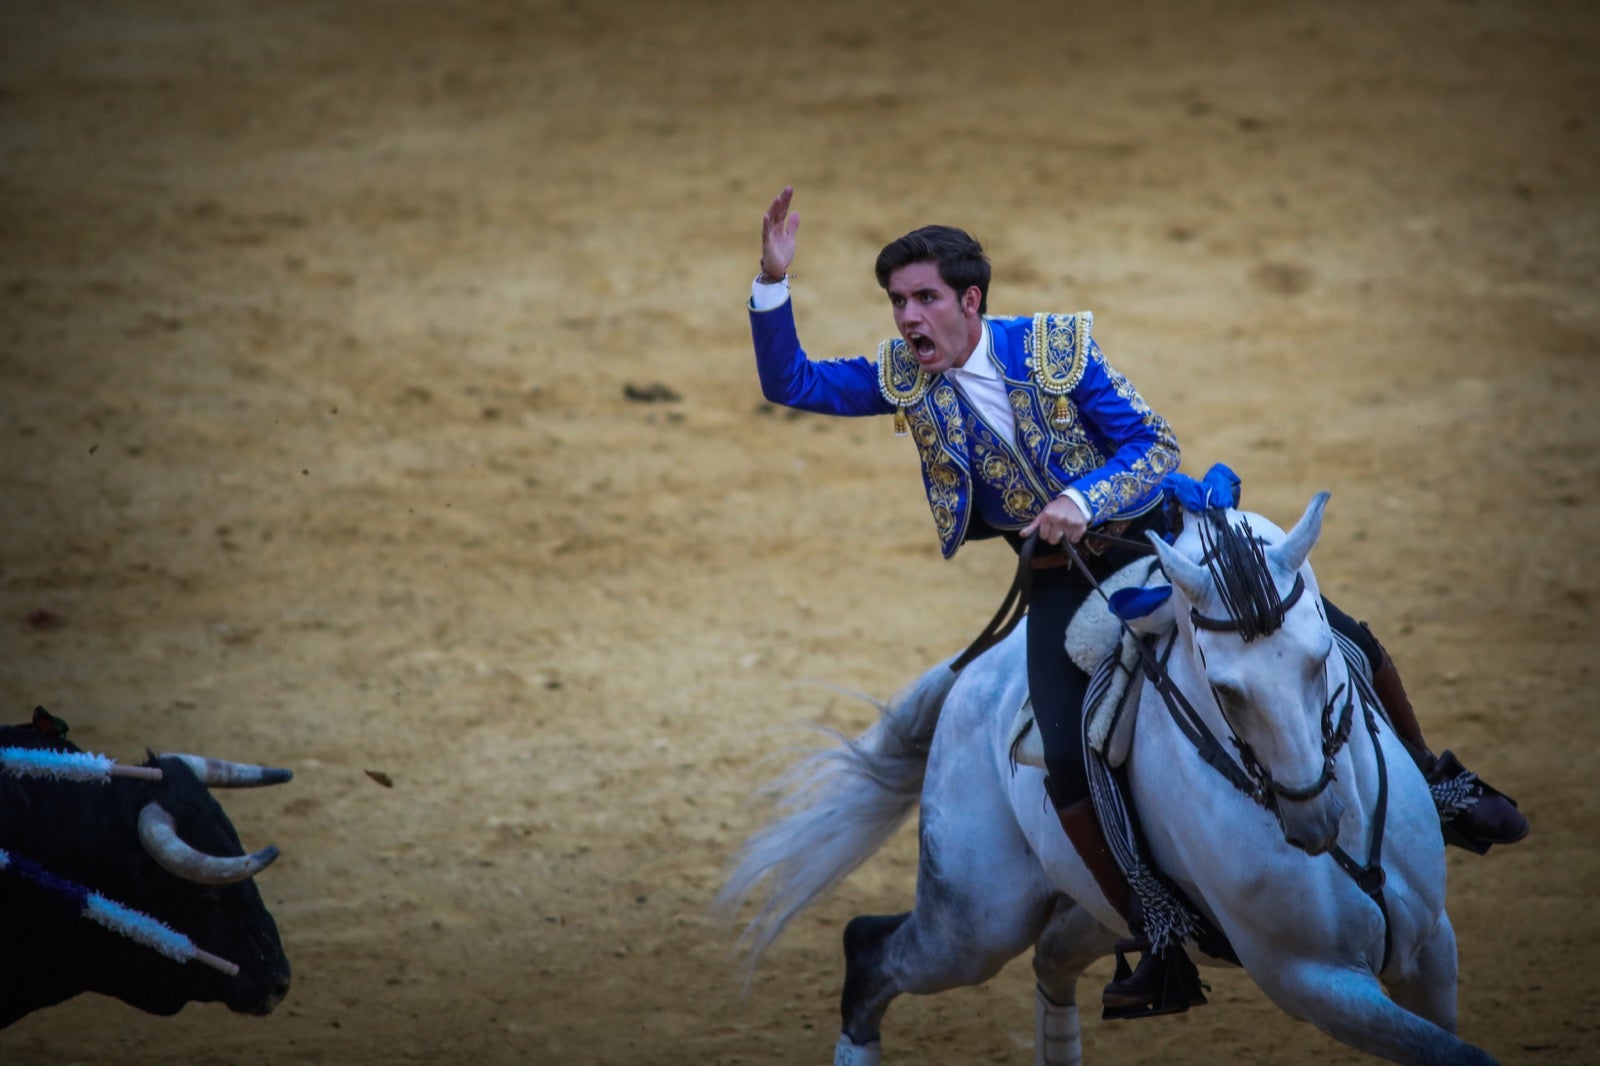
948, 528, 1152, 673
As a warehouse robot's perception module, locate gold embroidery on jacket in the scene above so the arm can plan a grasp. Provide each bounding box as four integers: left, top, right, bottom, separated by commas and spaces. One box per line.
1028, 312, 1092, 429
1010, 390, 1048, 456
876, 338, 932, 415
905, 386, 965, 548
1081, 358, 1181, 519
892, 313, 1180, 546
1020, 313, 1180, 522
966, 412, 1047, 525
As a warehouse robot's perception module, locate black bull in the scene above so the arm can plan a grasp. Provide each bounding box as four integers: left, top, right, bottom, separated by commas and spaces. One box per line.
0, 718, 292, 1026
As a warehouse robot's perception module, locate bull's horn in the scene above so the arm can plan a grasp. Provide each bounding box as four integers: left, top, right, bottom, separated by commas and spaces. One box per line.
159, 753, 293, 788
137, 802, 280, 885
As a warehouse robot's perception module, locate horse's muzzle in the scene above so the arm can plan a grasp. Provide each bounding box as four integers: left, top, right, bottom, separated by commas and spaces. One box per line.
1278, 793, 1345, 856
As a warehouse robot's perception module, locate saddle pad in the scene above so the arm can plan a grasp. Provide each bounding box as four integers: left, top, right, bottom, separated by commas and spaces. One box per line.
1065, 558, 1161, 673
1008, 557, 1161, 772
1008, 626, 1146, 771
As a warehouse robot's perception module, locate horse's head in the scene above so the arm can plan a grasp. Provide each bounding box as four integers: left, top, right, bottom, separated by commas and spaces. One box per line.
1151, 491, 1351, 855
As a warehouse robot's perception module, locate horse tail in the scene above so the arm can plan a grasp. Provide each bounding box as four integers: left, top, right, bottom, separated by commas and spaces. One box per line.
714, 659, 959, 980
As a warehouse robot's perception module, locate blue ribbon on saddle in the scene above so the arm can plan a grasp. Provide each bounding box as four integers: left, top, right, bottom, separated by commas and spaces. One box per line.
1107, 583, 1172, 622
1163, 462, 1241, 514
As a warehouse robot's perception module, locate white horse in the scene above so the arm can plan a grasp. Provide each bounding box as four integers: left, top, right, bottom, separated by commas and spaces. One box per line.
719, 492, 1497, 1066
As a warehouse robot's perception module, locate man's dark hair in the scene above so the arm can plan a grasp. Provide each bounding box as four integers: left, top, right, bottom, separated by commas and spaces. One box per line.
875, 225, 991, 314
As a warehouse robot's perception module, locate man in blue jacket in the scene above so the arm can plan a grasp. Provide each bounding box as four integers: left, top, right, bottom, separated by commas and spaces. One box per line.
747, 186, 1526, 1016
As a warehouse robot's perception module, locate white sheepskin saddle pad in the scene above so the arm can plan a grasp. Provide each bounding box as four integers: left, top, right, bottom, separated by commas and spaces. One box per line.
1008, 557, 1162, 772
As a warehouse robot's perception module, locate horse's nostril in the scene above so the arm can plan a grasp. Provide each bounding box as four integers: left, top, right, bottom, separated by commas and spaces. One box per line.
1283, 829, 1336, 856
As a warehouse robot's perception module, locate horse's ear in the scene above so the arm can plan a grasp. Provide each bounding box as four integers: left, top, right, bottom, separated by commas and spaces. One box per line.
1149, 530, 1210, 604
1271, 491, 1331, 574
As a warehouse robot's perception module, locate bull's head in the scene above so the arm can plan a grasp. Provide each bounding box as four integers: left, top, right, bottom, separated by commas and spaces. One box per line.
0, 724, 294, 1026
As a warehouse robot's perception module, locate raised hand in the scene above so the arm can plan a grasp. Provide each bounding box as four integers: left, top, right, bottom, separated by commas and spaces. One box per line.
760, 186, 799, 281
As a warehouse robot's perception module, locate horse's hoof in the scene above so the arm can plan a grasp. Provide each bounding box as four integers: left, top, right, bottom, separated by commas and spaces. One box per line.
833, 1035, 881, 1066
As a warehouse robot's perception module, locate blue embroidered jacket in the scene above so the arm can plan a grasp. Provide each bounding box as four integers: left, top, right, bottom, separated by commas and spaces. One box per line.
751, 297, 1180, 558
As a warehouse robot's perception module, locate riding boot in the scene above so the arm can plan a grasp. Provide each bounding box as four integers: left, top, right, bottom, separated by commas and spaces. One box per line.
1054, 798, 1205, 1018
1369, 646, 1529, 852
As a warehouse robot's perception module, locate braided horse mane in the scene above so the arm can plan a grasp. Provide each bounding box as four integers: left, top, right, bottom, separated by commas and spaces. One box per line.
1194, 507, 1286, 642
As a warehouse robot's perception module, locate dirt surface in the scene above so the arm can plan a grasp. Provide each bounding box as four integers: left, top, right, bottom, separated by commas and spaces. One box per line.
3, 2, 1597, 1063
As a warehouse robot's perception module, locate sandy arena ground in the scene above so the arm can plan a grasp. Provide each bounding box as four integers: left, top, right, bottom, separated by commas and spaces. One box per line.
2, 2, 1597, 1063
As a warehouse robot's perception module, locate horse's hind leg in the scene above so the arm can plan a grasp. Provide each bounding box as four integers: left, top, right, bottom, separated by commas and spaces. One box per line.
835, 897, 1052, 1064
836, 818, 1057, 1063
1031, 897, 1117, 1066
834, 911, 909, 1065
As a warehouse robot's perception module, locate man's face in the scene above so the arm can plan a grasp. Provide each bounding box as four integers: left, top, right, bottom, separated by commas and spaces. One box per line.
885, 261, 983, 376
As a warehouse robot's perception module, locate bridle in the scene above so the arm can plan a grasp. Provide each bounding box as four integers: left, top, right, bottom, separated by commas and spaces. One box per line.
1185, 568, 1354, 810
1220, 666, 1354, 812
1189, 571, 1305, 633
953, 513, 1357, 812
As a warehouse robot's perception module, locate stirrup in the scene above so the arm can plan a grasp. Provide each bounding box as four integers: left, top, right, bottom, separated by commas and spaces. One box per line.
1100, 938, 1208, 1021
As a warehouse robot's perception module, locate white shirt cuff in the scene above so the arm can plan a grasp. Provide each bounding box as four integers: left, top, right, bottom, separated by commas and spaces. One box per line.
1061, 488, 1092, 523
749, 276, 790, 311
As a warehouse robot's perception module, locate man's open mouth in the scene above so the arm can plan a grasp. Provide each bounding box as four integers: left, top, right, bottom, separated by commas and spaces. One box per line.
909, 333, 936, 360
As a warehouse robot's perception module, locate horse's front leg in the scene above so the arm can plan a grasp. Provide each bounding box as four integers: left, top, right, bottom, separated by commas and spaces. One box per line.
1030, 896, 1117, 1066
1253, 955, 1496, 1066
1386, 912, 1460, 1033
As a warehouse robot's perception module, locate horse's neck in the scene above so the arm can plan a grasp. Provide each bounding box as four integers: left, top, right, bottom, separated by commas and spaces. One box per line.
1324, 652, 1392, 823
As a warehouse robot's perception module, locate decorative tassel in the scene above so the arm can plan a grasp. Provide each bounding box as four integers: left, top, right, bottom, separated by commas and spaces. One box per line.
893, 407, 908, 436
1051, 395, 1071, 429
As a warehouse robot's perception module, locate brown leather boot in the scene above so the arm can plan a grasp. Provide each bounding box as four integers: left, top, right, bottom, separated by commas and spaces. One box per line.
1054, 798, 1205, 1017
1369, 645, 1529, 851
1367, 644, 1430, 762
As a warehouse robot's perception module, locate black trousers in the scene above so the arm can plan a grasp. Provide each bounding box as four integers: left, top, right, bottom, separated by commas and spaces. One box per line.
1019, 510, 1169, 811
1023, 512, 1379, 811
